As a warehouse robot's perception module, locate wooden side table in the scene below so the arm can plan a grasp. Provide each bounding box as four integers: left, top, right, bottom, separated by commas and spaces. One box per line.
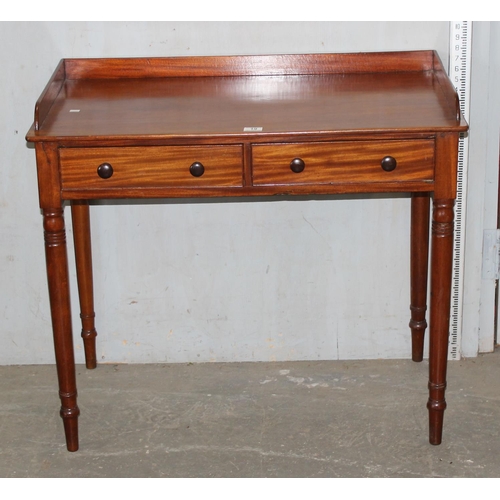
26, 51, 468, 451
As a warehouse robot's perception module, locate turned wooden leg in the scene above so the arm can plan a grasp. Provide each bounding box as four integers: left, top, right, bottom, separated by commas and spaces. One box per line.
71, 201, 98, 369
427, 199, 454, 445
409, 193, 430, 362
43, 208, 80, 451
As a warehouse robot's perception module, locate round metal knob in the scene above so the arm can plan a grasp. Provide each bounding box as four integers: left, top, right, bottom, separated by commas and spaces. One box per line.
290, 158, 305, 173
97, 163, 113, 179
381, 156, 397, 172
189, 162, 205, 177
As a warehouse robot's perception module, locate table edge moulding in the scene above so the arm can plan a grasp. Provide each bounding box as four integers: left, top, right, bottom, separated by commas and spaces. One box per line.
25, 50, 469, 451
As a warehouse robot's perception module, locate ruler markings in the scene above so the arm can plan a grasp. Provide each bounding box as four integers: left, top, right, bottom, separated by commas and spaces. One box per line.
448, 21, 471, 360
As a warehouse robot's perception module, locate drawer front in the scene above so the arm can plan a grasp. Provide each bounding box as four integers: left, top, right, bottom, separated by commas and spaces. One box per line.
59, 145, 243, 190
252, 140, 435, 186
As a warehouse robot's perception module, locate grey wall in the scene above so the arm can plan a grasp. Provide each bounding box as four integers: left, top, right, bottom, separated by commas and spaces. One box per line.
461, 21, 500, 357
3, 21, 485, 366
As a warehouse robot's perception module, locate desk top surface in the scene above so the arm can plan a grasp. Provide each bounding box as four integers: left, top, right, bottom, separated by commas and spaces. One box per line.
27, 51, 468, 143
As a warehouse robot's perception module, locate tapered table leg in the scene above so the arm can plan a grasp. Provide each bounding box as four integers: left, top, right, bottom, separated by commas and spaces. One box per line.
43, 208, 80, 451
427, 199, 454, 445
71, 201, 98, 369
409, 193, 430, 362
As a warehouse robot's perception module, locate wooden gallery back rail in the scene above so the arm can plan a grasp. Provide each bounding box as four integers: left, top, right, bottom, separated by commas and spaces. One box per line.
26, 51, 468, 451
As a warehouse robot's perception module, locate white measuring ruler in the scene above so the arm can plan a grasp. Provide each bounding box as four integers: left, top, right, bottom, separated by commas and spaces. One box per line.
448, 21, 472, 359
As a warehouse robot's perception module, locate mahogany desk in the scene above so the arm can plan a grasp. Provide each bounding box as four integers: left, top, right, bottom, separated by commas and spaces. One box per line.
26, 51, 468, 451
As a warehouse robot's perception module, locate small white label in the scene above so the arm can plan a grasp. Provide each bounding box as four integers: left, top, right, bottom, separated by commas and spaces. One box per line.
69, 109, 80, 113
243, 126, 263, 132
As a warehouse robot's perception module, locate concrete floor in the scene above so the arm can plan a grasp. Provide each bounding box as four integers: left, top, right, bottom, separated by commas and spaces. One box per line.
0, 350, 499, 477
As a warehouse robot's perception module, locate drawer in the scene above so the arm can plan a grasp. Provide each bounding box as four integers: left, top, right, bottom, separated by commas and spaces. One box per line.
59, 145, 243, 190
251, 140, 435, 186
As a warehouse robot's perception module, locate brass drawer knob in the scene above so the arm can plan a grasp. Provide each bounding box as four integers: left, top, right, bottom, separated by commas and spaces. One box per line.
381, 156, 397, 172
97, 163, 113, 179
189, 161, 205, 177
290, 158, 305, 173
